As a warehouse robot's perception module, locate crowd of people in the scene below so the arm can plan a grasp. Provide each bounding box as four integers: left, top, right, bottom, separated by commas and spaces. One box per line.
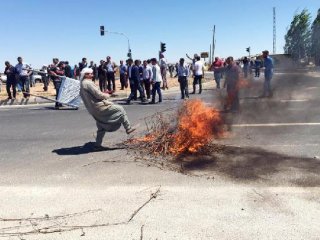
2, 50, 274, 113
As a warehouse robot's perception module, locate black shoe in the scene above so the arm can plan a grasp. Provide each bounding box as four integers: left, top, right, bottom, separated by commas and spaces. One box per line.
92, 145, 108, 151
149, 101, 156, 104
126, 127, 137, 134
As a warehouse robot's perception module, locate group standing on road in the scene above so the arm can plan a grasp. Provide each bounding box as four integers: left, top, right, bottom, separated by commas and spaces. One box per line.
2, 50, 273, 113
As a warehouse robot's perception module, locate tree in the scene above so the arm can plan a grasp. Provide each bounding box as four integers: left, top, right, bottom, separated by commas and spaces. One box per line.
284, 9, 312, 61
311, 9, 320, 66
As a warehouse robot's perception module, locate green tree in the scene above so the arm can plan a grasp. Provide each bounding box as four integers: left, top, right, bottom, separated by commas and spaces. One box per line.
284, 9, 312, 61
311, 9, 320, 66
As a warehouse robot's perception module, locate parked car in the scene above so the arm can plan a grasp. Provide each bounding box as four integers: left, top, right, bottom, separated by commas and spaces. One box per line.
0, 73, 7, 83
1, 73, 42, 84
32, 73, 43, 83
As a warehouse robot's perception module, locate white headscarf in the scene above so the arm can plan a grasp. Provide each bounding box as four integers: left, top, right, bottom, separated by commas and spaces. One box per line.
80, 67, 93, 81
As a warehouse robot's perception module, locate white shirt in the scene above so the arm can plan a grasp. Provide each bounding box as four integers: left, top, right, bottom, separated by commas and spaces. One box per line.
159, 58, 167, 69
106, 62, 116, 72
152, 64, 162, 82
143, 65, 153, 80
194, 60, 204, 76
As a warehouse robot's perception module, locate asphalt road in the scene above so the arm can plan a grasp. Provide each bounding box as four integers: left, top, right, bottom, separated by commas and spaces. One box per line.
0, 72, 320, 239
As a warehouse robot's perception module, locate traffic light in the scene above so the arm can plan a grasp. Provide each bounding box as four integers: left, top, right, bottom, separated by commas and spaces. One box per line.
100, 26, 104, 36
246, 47, 250, 53
127, 49, 132, 58
160, 42, 166, 53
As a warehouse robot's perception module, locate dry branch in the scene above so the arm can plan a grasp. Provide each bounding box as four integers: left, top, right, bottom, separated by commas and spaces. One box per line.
0, 187, 161, 238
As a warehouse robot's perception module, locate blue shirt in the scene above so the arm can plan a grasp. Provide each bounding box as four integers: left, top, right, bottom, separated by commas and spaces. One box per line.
120, 64, 127, 75
255, 59, 262, 68
15, 63, 31, 76
264, 56, 274, 78
177, 64, 189, 77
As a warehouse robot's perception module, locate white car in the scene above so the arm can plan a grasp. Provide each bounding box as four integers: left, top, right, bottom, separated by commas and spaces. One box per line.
0, 74, 7, 83
0, 73, 42, 84
32, 73, 43, 83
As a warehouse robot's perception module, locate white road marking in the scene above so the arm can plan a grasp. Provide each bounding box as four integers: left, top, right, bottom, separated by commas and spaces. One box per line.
280, 99, 309, 102
233, 123, 320, 127
225, 143, 320, 147
306, 87, 318, 90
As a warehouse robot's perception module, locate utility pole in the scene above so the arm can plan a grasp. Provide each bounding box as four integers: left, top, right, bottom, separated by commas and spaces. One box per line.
212, 25, 216, 63
273, 7, 276, 54
209, 44, 212, 64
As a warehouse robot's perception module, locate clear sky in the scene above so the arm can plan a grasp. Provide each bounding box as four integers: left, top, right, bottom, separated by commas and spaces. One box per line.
1, 0, 319, 71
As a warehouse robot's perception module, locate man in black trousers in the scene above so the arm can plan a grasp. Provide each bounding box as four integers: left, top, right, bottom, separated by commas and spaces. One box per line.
126, 59, 147, 104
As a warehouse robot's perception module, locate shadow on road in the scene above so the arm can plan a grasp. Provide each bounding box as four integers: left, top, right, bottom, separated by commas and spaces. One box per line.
0, 98, 28, 106
177, 145, 320, 187
52, 142, 124, 155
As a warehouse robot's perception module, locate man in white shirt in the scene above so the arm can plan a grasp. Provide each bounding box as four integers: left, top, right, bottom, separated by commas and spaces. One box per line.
177, 58, 190, 99
191, 56, 204, 94
15, 57, 31, 98
105, 56, 118, 92
159, 53, 168, 90
142, 60, 153, 99
150, 58, 162, 104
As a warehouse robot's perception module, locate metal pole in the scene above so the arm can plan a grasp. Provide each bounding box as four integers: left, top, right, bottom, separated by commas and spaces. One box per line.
212, 25, 215, 63
209, 44, 212, 64
103, 30, 132, 58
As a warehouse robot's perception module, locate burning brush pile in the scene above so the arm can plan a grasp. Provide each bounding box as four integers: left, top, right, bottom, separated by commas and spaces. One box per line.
124, 99, 225, 159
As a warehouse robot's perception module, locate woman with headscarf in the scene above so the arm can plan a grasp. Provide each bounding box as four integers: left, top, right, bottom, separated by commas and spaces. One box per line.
80, 68, 136, 150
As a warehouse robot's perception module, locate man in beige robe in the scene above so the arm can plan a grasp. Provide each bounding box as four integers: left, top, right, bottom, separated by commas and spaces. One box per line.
80, 68, 136, 150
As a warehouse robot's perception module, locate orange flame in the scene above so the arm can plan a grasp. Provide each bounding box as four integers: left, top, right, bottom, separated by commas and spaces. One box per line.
169, 99, 223, 155
127, 99, 224, 156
